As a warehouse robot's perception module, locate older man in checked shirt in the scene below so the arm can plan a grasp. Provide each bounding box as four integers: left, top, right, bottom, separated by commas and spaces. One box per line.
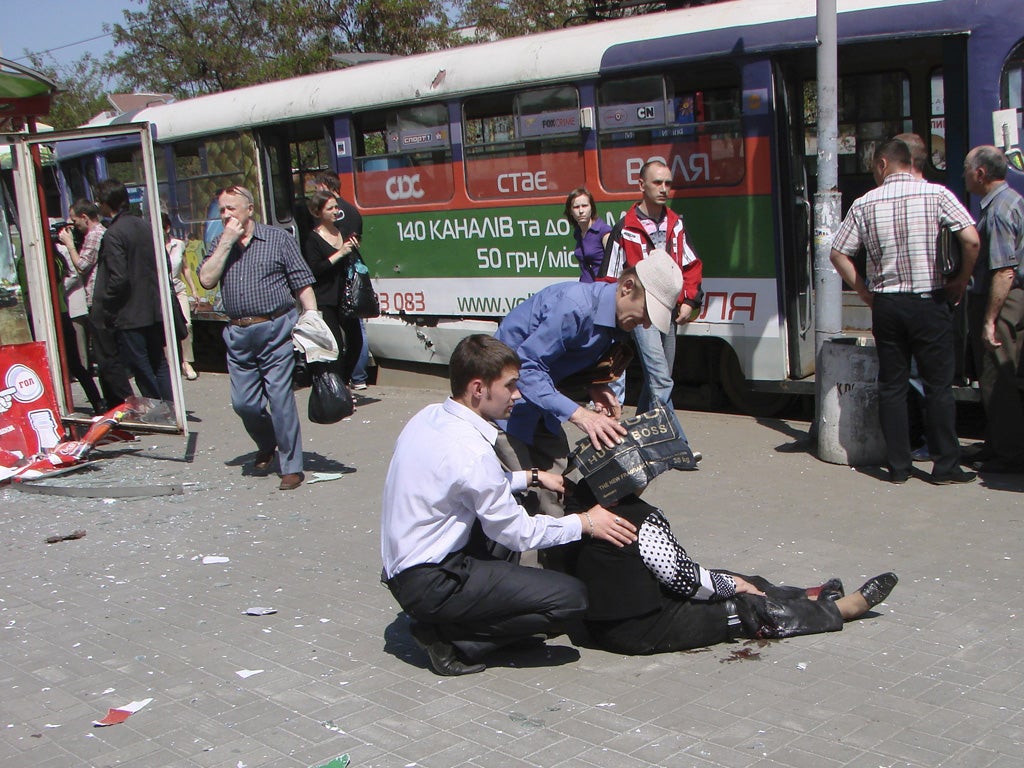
200, 186, 317, 491
830, 139, 980, 485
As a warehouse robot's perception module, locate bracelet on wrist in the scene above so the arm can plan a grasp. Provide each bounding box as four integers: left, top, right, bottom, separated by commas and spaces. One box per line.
530, 468, 540, 487
583, 511, 595, 537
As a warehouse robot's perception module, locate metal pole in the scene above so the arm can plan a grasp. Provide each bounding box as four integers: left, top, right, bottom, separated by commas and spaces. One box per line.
813, 0, 843, 451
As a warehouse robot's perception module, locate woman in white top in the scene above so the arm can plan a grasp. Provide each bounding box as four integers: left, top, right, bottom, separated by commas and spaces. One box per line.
163, 213, 200, 380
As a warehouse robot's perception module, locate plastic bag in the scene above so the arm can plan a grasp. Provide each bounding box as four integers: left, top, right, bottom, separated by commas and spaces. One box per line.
308, 363, 354, 424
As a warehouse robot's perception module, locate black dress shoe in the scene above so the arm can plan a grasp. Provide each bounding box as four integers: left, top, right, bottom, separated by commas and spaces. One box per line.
410, 623, 486, 676
857, 572, 898, 609
929, 469, 977, 485
973, 459, 1024, 474
888, 469, 910, 484
960, 443, 993, 464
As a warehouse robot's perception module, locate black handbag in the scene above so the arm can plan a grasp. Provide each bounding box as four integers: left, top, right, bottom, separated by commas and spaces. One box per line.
936, 225, 961, 277
170, 290, 189, 341
308, 363, 354, 424
570, 405, 696, 505
341, 254, 380, 319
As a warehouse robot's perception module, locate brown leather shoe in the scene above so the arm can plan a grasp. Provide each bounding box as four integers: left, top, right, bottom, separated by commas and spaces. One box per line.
253, 450, 274, 474
278, 472, 303, 491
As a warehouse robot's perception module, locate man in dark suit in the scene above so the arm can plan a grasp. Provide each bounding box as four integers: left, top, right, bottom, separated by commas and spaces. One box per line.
92, 178, 173, 402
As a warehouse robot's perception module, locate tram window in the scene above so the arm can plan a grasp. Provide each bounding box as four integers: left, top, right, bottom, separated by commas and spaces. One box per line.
463, 86, 583, 200
803, 72, 911, 175
170, 133, 259, 225
353, 104, 453, 207
293, 139, 330, 197
105, 147, 144, 188
265, 143, 293, 226
597, 69, 743, 192
60, 160, 89, 204
999, 40, 1024, 159
930, 70, 947, 171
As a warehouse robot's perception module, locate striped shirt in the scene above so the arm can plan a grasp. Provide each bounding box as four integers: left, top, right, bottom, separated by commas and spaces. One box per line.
76, 224, 105, 306
832, 172, 975, 294
207, 222, 313, 318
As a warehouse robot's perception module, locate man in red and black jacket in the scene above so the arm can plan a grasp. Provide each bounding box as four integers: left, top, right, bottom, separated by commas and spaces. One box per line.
600, 159, 703, 441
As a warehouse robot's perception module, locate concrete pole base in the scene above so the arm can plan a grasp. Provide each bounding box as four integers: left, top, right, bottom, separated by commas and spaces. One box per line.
816, 336, 886, 466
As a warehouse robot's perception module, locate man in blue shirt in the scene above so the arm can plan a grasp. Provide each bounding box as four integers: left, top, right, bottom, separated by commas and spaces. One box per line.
494, 251, 684, 518
964, 145, 1024, 473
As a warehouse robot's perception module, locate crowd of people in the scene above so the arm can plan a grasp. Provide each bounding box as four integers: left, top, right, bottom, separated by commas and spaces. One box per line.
52, 179, 186, 415
46, 138, 1021, 674
381, 137, 1021, 677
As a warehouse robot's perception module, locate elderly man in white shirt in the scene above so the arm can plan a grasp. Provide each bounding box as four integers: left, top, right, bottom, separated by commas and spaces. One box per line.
382, 334, 637, 676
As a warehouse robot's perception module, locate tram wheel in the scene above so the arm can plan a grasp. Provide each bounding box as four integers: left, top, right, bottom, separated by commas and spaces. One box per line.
718, 346, 795, 417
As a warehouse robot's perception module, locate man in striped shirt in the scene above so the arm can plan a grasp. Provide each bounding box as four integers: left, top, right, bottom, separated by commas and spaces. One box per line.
830, 138, 980, 485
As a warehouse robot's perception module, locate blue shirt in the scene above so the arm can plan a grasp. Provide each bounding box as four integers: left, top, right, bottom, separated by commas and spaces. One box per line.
969, 182, 1024, 294
495, 281, 625, 443
574, 219, 612, 283
207, 222, 314, 318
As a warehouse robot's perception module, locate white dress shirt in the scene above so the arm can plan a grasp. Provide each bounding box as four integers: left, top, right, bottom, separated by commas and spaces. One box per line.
381, 397, 582, 580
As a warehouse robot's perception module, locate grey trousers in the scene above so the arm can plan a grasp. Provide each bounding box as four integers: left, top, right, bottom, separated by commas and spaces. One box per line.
223, 309, 303, 475
968, 289, 1024, 464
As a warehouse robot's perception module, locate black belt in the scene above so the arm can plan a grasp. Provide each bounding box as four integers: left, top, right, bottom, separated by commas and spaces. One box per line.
229, 306, 291, 327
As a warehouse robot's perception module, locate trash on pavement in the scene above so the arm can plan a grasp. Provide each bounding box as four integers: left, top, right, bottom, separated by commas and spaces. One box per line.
92, 697, 153, 726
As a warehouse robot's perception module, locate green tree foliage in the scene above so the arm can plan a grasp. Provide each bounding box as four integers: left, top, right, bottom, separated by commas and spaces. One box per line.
457, 0, 590, 40
25, 52, 114, 130
109, 0, 459, 99
340, 0, 461, 56
32, 0, 726, 125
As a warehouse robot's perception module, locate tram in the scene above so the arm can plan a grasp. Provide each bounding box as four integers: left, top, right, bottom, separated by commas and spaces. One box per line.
49, 0, 1024, 413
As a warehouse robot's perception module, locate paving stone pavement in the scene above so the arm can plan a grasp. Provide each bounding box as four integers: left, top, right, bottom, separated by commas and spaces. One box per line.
1, 373, 1022, 768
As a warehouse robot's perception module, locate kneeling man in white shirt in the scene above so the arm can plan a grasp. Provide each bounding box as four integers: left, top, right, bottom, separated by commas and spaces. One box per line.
381, 334, 637, 675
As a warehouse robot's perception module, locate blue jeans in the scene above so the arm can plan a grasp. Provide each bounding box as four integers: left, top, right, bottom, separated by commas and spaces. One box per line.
633, 323, 687, 442
351, 319, 369, 385
119, 324, 172, 401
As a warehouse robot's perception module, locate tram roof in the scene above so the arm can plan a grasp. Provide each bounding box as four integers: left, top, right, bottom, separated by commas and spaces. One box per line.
131, 0, 955, 141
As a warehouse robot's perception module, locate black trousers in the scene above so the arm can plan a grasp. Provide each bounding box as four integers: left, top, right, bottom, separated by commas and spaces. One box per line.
60, 313, 102, 411
119, 324, 173, 401
388, 551, 588, 662
586, 574, 843, 655
872, 292, 960, 476
88, 317, 133, 409
319, 307, 364, 384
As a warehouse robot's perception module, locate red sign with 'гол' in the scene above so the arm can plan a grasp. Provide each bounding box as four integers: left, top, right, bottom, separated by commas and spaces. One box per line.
0, 342, 64, 459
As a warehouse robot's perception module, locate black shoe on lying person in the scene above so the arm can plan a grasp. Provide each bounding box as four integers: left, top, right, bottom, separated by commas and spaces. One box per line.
410, 622, 486, 676
856, 572, 899, 609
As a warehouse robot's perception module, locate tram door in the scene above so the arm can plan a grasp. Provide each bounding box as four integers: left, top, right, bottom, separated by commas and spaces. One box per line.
772, 61, 815, 380
257, 119, 336, 246
6, 124, 188, 433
